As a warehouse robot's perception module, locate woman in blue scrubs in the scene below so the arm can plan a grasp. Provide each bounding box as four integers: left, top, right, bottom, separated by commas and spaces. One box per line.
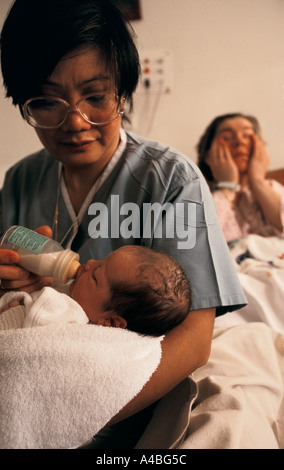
0, 0, 246, 447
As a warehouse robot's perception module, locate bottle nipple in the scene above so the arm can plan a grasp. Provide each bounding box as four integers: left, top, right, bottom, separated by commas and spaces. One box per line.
67, 260, 81, 279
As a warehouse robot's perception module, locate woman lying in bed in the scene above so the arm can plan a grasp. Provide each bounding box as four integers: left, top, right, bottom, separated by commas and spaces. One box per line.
197, 113, 284, 242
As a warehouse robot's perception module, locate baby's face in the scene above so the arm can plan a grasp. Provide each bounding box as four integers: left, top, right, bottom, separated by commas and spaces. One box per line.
70, 246, 138, 324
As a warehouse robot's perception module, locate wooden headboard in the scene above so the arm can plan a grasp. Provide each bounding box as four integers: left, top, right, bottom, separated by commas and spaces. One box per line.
266, 168, 284, 186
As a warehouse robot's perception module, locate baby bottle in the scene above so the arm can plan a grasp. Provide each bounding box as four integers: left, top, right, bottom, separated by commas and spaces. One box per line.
0, 226, 80, 283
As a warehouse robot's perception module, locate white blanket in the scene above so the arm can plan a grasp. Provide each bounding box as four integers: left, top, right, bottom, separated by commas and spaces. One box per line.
215, 235, 284, 333
136, 323, 284, 449
0, 290, 163, 449
179, 323, 284, 449
178, 236, 284, 449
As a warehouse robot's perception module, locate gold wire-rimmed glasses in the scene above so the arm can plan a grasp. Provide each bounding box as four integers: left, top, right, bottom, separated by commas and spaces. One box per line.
23, 92, 124, 129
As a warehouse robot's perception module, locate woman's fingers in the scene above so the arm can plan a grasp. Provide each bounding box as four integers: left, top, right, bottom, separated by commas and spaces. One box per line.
249, 135, 270, 182
35, 226, 52, 238
206, 138, 239, 182
0, 226, 53, 296
0, 264, 30, 282
0, 249, 20, 265
0, 249, 27, 282
1, 274, 53, 292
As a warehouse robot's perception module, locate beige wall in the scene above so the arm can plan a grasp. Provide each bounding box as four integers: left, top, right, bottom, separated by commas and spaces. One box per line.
1, 0, 284, 186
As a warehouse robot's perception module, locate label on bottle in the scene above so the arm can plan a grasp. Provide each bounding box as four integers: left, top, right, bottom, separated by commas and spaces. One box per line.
7, 227, 50, 254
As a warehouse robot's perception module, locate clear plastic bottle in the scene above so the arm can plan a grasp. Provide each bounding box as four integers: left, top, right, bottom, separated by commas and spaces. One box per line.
0, 226, 80, 283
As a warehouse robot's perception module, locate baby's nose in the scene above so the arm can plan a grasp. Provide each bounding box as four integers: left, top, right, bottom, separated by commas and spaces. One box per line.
85, 259, 99, 270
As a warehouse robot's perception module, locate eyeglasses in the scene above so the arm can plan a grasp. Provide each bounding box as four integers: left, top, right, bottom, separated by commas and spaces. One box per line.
23, 92, 124, 129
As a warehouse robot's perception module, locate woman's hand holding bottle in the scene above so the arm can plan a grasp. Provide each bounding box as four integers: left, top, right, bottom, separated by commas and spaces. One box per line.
0, 226, 53, 295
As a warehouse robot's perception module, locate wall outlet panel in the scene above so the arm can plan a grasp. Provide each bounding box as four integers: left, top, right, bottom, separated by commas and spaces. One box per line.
138, 49, 173, 94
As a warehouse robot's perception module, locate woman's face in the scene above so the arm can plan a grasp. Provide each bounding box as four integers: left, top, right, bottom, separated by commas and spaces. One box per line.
33, 46, 123, 172
215, 117, 255, 173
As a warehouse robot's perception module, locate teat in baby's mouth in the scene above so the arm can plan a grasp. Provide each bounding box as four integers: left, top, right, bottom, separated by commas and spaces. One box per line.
67, 260, 81, 279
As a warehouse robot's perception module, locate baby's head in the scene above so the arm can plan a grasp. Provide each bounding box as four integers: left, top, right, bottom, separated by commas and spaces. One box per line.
71, 245, 191, 336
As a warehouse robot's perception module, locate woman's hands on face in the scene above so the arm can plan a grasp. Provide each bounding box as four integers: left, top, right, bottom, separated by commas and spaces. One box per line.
0, 226, 53, 296
205, 137, 239, 183
248, 134, 270, 186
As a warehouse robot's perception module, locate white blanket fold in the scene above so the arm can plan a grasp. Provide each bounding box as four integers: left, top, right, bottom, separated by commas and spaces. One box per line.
133, 323, 284, 449
215, 235, 284, 333
179, 323, 284, 449
0, 321, 163, 449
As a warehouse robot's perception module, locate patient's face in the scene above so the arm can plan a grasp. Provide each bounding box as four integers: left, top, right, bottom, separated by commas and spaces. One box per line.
70, 246, 138, 325
216, 117, 255, 173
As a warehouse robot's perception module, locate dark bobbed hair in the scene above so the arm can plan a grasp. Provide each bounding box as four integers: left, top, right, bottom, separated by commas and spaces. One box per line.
0, 0, 140, 108
105, 246, 192, 337
197, 113, 262, 182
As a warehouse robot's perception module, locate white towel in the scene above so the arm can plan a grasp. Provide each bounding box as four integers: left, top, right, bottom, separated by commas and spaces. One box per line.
0, 289, 163, 449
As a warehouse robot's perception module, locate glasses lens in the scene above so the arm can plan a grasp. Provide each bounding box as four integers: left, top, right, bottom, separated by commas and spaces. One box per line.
26, 98, 68, 128
79, 93, 121, 125
25, 93, 122, 128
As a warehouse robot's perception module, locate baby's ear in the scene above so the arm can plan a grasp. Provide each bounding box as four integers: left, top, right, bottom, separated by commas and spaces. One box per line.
97, 313, 127, 329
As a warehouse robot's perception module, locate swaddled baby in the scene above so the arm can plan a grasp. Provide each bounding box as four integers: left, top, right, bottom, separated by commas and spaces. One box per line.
0, 245, 191, 336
